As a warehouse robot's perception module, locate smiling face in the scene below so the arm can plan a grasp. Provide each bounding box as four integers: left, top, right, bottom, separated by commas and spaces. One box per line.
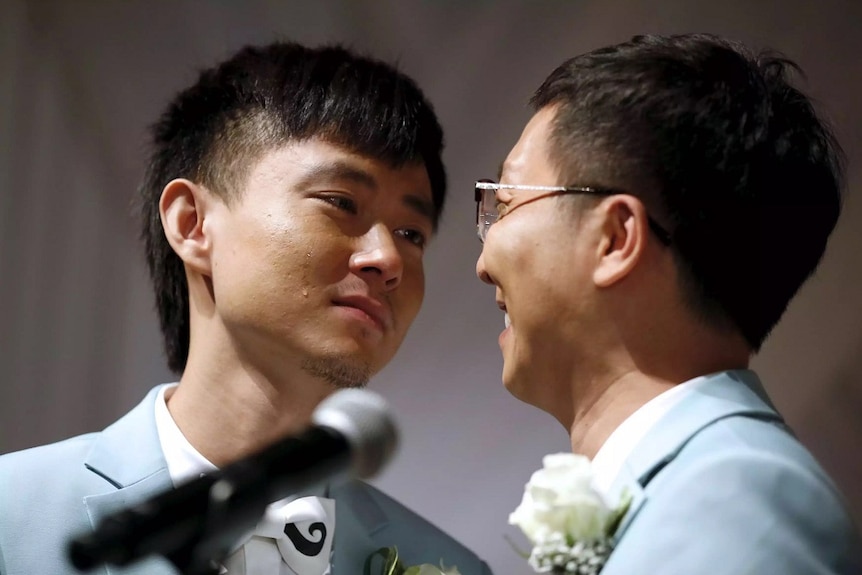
476, 107, 600, 413
205, 139, 434, 388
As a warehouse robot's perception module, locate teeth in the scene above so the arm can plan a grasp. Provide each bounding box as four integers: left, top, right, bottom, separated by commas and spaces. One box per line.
504, 313, 511, 329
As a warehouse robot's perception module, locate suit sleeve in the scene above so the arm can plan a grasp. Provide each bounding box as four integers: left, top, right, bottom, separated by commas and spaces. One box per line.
602, 447, 862, 575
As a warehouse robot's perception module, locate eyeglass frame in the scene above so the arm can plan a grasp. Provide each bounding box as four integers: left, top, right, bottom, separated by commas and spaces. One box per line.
474, 180, 672, 245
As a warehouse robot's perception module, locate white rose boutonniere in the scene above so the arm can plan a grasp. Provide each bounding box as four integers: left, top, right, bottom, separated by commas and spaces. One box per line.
509, 453, 630, 574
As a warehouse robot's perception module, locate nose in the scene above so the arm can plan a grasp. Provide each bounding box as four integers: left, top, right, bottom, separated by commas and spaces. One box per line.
476, 248, 493, 285
350, 224, 404, 291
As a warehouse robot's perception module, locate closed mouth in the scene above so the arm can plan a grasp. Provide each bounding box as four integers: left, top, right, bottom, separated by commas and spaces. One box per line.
333, 296, 391, 331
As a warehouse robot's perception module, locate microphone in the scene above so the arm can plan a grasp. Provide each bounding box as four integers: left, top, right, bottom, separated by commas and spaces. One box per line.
68, 388, 398, 573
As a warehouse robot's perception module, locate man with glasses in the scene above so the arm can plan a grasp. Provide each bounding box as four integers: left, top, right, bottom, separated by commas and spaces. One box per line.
476, 33, 861, 573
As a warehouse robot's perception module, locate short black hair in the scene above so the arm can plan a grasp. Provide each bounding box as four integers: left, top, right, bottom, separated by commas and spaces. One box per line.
532, 33, 844, 350
139, 41, 446, 372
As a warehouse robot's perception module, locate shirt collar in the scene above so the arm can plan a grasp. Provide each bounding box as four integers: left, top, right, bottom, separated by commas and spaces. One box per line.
153, 383, 218, 487
590, 375, 703, 498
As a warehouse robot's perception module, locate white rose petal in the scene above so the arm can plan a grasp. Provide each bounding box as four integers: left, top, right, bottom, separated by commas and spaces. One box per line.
509, 453, 611, 545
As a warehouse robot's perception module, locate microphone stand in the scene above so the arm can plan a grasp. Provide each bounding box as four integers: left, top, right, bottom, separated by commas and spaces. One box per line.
164, 470, 270, 575
69, 428, 350, 574
69, 461, 273, 575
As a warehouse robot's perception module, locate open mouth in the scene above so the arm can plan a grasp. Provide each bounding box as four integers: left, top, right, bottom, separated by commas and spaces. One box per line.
497, 299, 510, 330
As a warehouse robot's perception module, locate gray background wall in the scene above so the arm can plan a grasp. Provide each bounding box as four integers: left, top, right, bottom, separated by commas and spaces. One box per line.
1, 1, 860, 572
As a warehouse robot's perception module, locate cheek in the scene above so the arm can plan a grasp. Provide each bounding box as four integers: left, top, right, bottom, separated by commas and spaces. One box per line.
212, 219, 308, 308
398, 259, 426, 317
507, 253, 569, 335
487, 219, 540, 267
265, 222, 347, 288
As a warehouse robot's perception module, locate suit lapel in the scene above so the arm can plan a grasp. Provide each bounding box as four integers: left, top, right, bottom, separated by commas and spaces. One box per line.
610, 370, 783, 541
330, 480, 388, 575
625, 370, 782, 484
82, 385, 177, 574
83, 474, 178, 575
605, 463, 646, 544
79, 389, 394, 575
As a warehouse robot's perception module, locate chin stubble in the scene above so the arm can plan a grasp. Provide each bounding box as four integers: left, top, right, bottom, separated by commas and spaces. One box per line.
301, 355, 371, 389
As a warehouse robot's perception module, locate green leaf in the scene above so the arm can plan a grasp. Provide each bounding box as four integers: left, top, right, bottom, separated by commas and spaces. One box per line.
605, 489, 633, 537
364, 546, 405, 575
404, 566, 450, 575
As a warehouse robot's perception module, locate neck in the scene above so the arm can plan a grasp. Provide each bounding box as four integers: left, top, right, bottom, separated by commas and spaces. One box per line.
567, 371, 673, 458
565, 326, 750, 459
171, 282, 339, 466
167, 340, 333, 467
561, 253, 752, 457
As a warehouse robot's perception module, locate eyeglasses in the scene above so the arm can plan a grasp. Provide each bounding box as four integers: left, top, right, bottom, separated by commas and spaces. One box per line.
474, 180, 672, 245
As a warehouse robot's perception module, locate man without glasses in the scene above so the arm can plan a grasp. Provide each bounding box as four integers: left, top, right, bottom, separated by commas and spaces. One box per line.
0, 41, 491, 575
476, 33, 862, 573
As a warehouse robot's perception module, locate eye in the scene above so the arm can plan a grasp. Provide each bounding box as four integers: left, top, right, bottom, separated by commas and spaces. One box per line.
394, 228, 428, 250
320, 194, 358, 214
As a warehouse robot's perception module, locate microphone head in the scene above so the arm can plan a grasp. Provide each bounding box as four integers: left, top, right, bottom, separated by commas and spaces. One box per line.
312, 389, 398, 479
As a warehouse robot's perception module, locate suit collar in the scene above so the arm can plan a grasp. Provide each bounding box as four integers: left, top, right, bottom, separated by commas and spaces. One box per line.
625, 369, 781, 485
607, 370, 783, 538
80, 387, 393, 574
82, 385, 177, 574
84, 384, 173, 488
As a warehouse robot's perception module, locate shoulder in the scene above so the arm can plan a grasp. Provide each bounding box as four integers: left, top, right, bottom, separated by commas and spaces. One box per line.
0, 384, 165, 478
0, 431, 101, 487
608, 415, 862, 574
333, 480, 492, 574
0, 431, 114, 514
0, 432, 112, 574
667, 414, 848, 505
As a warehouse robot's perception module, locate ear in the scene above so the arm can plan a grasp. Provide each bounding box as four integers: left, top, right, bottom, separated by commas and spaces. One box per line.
159, 178, 213, 276
592, 196, 649, 287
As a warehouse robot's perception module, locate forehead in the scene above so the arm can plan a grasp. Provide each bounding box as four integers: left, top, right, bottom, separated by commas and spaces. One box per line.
500, 106, 560, 184
249, 139, 430, 189
243, 139, 436, 219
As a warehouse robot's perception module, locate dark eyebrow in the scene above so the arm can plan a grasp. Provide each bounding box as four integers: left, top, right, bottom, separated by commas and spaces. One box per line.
294, 161, 379, 191
403, 194, 435, 225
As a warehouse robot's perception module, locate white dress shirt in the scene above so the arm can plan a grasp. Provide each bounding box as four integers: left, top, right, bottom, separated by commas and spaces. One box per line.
590, 377, 702, 499
154, 385, 334, 575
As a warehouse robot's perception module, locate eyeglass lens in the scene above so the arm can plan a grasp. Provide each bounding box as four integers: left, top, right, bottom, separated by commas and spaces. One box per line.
477, 187, 498, 240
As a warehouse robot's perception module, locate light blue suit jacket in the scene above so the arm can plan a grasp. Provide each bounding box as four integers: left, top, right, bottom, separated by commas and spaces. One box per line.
0, 386, 491, 575
601, 370, 862, 574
